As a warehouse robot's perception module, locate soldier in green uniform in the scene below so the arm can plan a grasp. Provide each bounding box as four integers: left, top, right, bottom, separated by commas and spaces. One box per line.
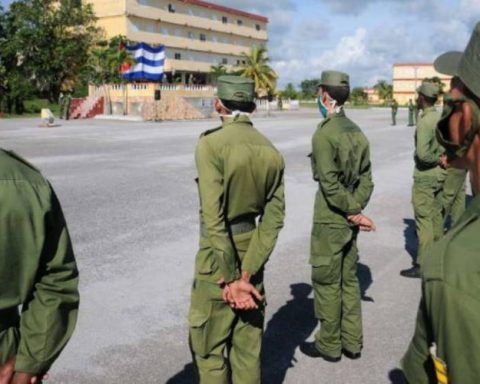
301, 71, 375, 362
400, 82, 446, 278
0, 151, 79, 384
408, 99, 415, 126
391, 99, 398, 125
188, 75, 285, 383
402, 24, 480, 383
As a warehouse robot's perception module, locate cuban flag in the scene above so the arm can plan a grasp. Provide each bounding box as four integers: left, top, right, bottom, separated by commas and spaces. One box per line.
122, 42, 165, 81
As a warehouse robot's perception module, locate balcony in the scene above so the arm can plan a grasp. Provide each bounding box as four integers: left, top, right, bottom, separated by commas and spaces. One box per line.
126, 3, 268, 41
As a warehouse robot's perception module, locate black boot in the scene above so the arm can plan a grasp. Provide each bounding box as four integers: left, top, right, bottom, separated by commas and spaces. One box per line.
400, 264, 421, 278
300, 342, 341, 362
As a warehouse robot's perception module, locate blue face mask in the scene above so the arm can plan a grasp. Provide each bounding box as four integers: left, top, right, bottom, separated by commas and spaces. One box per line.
317, 96, 328, 118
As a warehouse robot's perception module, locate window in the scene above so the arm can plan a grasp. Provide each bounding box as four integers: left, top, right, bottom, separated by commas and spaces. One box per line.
174, 53, 181, 60
236, 59, 241, 65
200, 33, 206, 41
222, 16, 228, 24
188, 31, 194, 39
256, 24, 261, 31
222, 58, 228, 64
160, 27, 169, 35
237, 19, 243, 26
168, 4, 175, 13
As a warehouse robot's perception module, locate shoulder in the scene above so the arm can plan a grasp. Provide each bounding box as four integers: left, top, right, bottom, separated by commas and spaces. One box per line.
199, 125, 223, 139
0, 150, 47, 185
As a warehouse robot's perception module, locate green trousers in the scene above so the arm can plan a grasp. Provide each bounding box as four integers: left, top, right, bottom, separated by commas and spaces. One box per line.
408, 110, 414, 126
392, 111, 397, 125
310, 224, 361, 358
442, 168, 467, 227
189, 231, 264, 384
412, 177, 444, 266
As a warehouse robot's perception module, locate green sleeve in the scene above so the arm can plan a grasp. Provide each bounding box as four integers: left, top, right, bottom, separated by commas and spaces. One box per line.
416, 120, 440, 167
401, 296, 436, 384
241, 172, 285, 276
15, 188, 79, 374
195, 139, 238, 283
314, 133, 362, 215
352, 145, 374, 210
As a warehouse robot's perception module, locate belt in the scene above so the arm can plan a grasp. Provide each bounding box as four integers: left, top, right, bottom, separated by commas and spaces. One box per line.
0, 307, 19, 331
200, 216, 256, 237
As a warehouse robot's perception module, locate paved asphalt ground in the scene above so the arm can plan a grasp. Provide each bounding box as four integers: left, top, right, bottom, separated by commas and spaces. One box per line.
1, 108, 421, 384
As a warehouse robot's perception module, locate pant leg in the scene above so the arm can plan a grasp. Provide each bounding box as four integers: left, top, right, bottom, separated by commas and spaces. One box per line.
442, 169, 467, 227
340, 233, 362, 353
229, 305, 264, 384
310, 224, 352, 357
412, 180, 438, 266
189, 279, 236, 384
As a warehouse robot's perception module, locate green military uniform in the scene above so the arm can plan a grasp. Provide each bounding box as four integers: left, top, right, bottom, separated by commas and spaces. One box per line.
309, 71, 374, 359
412, 83, 446, 267
403, 24, 480, 383
391, 99, 398, 125
0, 150, 79, 375
408, 100, 415, 126
402, 194, 480, 383
442, 166, 467, 227
189, 76, 285, 383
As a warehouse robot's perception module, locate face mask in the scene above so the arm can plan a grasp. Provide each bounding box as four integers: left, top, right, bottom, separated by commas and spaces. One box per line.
317, 96, 329, 118
436, 94, 477, 161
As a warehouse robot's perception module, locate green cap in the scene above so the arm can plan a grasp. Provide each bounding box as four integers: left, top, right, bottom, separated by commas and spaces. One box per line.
417, 81, 440, 98
217, 75, 255, 102
320, 70, 350, 87
457, 22, 480, 98
433, 51, 462, 76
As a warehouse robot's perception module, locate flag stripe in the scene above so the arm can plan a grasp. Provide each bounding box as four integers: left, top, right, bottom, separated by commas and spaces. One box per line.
122, 42, 165, 81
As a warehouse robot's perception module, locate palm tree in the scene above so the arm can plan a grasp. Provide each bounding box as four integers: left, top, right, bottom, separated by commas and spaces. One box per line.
373, 80, 393, 104
84, 36, 134, 114
209, 64, 228, 85
236, 46, 278, 98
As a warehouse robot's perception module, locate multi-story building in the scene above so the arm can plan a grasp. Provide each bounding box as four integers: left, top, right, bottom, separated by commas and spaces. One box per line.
393, 63, 451, 105
84, 0, 269, 84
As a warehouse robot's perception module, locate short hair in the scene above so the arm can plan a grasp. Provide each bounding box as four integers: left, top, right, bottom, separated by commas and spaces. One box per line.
320, 85, 350, 106
221, 99, 256, 113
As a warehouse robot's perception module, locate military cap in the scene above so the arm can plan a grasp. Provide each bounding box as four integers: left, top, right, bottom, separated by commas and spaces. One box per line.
217, 75, 255, 102
320, 70, 350, 87
433, 51, 462, 76
417, 81, 440, 98
457, 21, 480, 98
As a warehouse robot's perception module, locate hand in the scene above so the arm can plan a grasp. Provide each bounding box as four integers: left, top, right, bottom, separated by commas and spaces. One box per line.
348, 214, 376, 232
227, 280, 263, 310
10, 372, 48, 384
439, 154, 448, 169
0, 357, 15, 384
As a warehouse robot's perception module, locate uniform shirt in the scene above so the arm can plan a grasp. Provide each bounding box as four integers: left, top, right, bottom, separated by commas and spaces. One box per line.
195, 115, 285, 283
310, 109, 374, 226
0, 150, 79, 374
402, 194, 480, 384
413, 106, 445, 178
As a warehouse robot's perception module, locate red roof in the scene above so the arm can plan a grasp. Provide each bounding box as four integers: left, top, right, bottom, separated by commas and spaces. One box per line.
178, 0, 269, 23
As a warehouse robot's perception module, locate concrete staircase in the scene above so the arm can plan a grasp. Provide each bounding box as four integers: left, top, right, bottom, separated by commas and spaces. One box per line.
70, 96, 104, 119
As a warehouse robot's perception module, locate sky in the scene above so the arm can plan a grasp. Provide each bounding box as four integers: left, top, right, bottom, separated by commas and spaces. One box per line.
2, 0, 480, 89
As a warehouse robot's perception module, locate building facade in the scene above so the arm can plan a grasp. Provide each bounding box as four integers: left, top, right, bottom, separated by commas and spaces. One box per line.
84, 0, 268, 84
393, 63, 451, 105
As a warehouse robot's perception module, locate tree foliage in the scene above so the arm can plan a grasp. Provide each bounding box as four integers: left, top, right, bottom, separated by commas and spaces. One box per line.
236, 45, 277, 98
280, 83, 298, 100
373, 80, 393, 103
423, 76, 446, 94
0, 0, 100, 113
350, 87, 368, 105
300, 78, 321, 100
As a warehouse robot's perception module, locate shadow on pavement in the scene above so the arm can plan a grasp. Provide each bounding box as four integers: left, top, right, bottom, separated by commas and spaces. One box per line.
165, 362, 196, 384
262, 283, 316, 384
388, 368, 407, 384
403, 218, 417, 263
357, 262, 374, 302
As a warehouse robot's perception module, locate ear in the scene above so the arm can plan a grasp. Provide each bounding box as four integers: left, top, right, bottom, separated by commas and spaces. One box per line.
214, 98, 223, 114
